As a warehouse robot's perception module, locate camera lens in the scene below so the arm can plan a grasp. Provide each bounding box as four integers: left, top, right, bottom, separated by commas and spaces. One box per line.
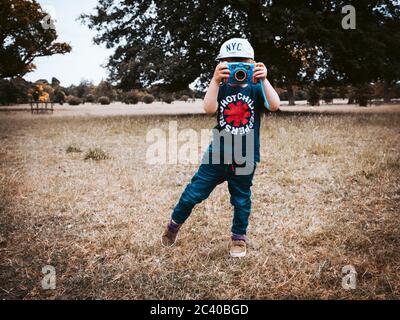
234, 70, 246, 82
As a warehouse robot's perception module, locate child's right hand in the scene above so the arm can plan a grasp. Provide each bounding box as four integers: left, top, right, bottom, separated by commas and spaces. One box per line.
212, 62, 230, 84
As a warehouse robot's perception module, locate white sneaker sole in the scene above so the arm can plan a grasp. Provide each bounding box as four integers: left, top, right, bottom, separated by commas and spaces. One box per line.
229, 250, 246, 258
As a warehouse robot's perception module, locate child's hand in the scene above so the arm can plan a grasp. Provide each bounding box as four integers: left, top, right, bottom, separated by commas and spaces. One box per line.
253, 62, 267, 81
212, 62, 230, 84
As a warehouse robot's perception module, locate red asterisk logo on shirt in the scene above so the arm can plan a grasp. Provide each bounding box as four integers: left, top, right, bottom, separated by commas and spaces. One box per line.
223, 100, 251, 127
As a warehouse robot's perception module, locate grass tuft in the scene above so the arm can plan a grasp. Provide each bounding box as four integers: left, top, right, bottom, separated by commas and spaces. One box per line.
84, 147, 109, 161
66, 143, 82, 153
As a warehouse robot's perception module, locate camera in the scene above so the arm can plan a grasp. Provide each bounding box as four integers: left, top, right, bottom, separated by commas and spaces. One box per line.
224, 62, 255, 85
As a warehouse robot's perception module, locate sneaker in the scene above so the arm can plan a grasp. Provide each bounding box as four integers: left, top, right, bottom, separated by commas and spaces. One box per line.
230, 239, 247, 258
161, 220, 181, 247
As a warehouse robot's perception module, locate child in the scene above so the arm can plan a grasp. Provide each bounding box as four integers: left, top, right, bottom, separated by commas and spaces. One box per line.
161, 38, 280, 257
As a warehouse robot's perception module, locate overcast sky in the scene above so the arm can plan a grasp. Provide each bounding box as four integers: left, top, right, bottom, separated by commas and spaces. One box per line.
25, 0, 113, 86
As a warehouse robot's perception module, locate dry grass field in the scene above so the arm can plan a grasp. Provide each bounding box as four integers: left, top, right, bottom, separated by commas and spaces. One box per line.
0, 105, 399, 299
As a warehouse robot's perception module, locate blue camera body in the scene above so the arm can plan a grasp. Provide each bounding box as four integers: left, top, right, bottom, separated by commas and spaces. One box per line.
224, 62, 255, 85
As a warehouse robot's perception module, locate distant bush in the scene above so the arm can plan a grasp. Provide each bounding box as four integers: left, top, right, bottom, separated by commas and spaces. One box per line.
180, 95, 189, 102
95, 80, 116, 101
68, 96, 82, 105
0, 78, 31, 105
123, 91, 141, 104
279, 91, 289, 101
142, 94, 155, 104
306, 85, 321, 106
194, 91, 205, 99
294, 89, 307, 101
85, 94, 95, 103
84, 148, 109, 161
354, 84, 373, 106
147, 86, 163, 100
52, 89, 66, 105
161, 93, 174, 104
390, 84, 400, 100
98, 96, 111, 105
322, 87, 335, 104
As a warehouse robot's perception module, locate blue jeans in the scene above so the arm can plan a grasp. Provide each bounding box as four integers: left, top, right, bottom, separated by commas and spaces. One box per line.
171, 162, 256, 235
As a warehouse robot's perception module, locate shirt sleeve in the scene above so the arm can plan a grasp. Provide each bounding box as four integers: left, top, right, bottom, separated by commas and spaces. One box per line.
257, 81, 269, 110
256, 82, 264, 110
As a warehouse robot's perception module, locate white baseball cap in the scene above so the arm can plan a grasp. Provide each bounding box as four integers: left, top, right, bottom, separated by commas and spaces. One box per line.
216, 38, 254, 61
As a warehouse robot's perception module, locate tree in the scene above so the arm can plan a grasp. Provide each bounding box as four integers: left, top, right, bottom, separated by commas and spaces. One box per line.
376, 2, 400, 102
95, 80, 116, 101
81, 0, 248, 92
51, 77, 61, 88
322, 87, 335, 104
82, 0, 400, 106
52, 88, 66, 105
240, 0, 399, 105
306, 84, 321, 106
82, 0, 330, 101
317, 0, 400, 104
0, 0, 71, 78
0, 77, 31, 105
76, 79, 94, 98
228, 0, 330, 105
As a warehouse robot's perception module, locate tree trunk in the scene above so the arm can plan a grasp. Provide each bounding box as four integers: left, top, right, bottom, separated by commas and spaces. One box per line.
348, 96, 354, 104
383, 80, 391, 103
287, 84, 295, 106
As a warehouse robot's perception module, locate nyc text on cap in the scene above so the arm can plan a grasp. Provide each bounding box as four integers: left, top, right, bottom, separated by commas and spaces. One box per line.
216, 38, 255, 60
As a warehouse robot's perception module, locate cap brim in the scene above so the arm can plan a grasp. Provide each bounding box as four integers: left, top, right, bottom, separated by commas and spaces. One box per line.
215, 55, 254, 61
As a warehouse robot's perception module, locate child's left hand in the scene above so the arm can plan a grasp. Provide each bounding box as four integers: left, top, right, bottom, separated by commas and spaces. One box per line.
253, 62, 267, 81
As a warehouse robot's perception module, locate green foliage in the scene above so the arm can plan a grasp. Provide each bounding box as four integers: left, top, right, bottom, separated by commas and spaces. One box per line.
95, 81, 115, 101
194, 91, 205, 99
0, 77, 30, 105
0, 0, 71, 78
279, 91, 289, 101
322, 88, 335, 104
66, 143, 82, 153
354, 84, 373, 107
337, 86, 349, 100
280, 89, 307, 102
81, 0, 400, 98
122, 90, 142, 104
51, 77, 61, 88
294, 90, 307, 101
161, 93, 174, 104
394, 83, 400, 99
142, 94, 155, 104
76, 80, 94, 98
68, 96, 82, 105
84, 148, 109, 161
98, 96, 111, 105
85, 94, 95, 103
147, 86, 164, 100
52, 88, 66, 105
81, 1, 246, 91
306, 85, 321, 106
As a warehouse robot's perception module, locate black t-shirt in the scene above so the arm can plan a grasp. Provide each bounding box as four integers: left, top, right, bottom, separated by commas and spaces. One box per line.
208, 82, 265, 164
